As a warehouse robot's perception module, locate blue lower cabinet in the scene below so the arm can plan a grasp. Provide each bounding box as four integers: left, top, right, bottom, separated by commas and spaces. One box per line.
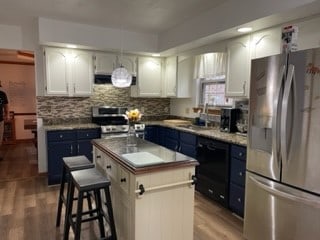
229, 183, 245, 217
179, 132, 197, 158
229, 144, 247, 217
230, 157, 246, 187
47, 141, 76, 185
144, 126, 158, 143
47, 128, 100, 185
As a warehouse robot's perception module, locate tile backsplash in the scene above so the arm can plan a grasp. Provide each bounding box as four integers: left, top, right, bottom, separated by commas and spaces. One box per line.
37, 85, 171, 124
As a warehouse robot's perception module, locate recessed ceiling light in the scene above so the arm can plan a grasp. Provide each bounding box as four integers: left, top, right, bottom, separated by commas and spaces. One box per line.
66, 44, 77, 49
237, 27, 253, 33
152, 53, 160, 57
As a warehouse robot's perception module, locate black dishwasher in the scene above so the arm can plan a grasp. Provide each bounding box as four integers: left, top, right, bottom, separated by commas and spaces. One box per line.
196, 136, 230, 207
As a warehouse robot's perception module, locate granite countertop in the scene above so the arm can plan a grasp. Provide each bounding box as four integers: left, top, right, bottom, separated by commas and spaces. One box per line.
144, 121, 247, 147
93, 137, 198, 174
43, 120, 247, 146
44, 123, 100, 131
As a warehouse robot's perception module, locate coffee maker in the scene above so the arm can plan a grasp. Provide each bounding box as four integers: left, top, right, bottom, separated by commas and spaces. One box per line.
220, 108, 239, 132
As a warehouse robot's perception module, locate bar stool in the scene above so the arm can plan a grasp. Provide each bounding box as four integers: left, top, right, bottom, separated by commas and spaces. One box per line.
63, 168, 117, 240
56, 155, 95, 227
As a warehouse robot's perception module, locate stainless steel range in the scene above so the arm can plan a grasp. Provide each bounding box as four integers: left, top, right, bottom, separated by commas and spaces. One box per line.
92, 106, 145, 139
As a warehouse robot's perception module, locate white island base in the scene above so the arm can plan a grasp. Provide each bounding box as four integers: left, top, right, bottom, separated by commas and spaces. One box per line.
93, 145, 196, 240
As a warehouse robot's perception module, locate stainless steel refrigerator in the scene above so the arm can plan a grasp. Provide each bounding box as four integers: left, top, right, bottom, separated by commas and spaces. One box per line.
244, 48, 320, 240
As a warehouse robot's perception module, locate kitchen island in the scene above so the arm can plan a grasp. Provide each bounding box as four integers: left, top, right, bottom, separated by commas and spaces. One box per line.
92, 137, 198, 240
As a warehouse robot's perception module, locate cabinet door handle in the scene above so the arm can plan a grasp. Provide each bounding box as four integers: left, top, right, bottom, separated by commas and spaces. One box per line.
208, 189, 214, 194
106, 165, 111, 169
239, 152, 243, 157
238, 198, 242, 203
96, 155, 101, 159
77, 144, 79, 153
70, 145, 73, 154
239, 172, 243, 176
120, 178, 126, 183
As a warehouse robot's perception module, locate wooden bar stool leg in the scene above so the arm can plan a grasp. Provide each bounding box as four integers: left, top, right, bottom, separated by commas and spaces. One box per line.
104, 187, 117, 240
63, 180, 75, 240
94, 189, 106, 238
74, 191, 84, 240
56, 166, 66, 227
86, 191, 94, 216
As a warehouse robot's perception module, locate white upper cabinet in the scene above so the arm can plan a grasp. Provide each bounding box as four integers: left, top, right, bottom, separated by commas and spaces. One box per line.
176, 56, 193, 98
131, 56, 162, 97
44, 47, 93, 97
295, 17, 320, 51
163, 56, 192, 98
94, 53, 137, 76
45, 47, 69, 96
71, 50, 93, 96
251, 27, 282, 59
117, 55, 137, 76
94, 53, 117, 74
164, 56, 178, 97
226, 35, 251, 98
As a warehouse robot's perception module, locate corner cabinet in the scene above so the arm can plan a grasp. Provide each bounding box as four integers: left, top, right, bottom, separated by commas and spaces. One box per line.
225, 35, 251, 98
131, 56, 162, 97
44, 47, 93, 97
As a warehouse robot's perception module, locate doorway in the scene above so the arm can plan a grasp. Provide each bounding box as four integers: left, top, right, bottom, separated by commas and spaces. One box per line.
0, 48, 37, 181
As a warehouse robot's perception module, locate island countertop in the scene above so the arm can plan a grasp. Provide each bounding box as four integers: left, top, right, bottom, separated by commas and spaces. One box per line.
92, 137, 198, 175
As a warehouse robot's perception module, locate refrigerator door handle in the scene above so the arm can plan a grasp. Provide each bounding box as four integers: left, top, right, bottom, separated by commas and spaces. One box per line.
249, 175, 320, 208
281, 64, 295, 167
272, 65, 286, 168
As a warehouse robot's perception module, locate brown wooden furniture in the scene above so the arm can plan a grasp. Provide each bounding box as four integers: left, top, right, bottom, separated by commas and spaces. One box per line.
3, 119, 16, 144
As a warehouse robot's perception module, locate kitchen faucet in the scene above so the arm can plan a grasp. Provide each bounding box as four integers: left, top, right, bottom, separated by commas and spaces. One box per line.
204, 103, 210, 127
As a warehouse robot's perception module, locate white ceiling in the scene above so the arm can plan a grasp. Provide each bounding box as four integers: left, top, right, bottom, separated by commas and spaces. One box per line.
1, 0, 320, 62
0, 0, 226, 34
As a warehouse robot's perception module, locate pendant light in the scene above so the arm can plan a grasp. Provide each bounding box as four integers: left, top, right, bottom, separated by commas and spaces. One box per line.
112, 27, 132, 88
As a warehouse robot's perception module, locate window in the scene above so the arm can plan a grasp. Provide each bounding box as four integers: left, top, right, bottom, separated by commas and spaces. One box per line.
199, 77, 233, 106
195, 52, 232, 107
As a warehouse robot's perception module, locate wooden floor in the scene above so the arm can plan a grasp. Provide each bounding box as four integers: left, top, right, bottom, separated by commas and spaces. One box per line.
0, 142, 245, 240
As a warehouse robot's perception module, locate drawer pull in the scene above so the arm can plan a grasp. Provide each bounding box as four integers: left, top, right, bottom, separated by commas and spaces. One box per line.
208, 189, 214, 194
237, 198, 242, 203
239, 172, 243, 176
239, 152, 243, 157
106, 165, 111, 169
120, 178, 126, 183
60, 134, 63, 138
96, 155, 101, 159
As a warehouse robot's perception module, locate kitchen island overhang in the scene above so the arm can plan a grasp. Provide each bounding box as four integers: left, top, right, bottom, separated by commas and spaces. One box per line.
92, 136, 199, 240
92, 137, 199, 174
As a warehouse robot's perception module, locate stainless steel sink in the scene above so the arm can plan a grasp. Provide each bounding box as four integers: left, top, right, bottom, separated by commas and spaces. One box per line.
177, 124, 213, 131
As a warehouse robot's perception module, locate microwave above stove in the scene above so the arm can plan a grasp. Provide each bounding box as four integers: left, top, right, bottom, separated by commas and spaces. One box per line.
94, 74, 136, 85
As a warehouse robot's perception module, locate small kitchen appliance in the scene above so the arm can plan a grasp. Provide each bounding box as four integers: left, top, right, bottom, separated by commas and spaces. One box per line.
219, 108, 239, 132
